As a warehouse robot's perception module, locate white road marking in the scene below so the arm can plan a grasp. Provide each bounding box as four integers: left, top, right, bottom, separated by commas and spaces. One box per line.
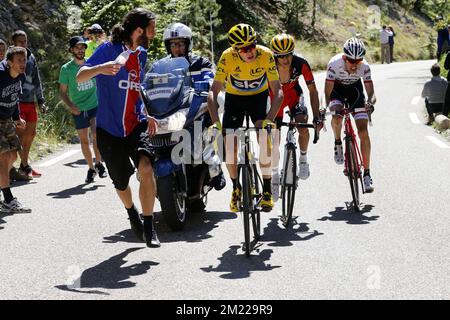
411, 96, 421, 105
37, 149, 81, 167
409, 113, 421, 124
426, 136, 450, 149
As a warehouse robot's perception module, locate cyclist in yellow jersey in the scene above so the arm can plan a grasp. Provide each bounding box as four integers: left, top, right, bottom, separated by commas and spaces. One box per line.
207, 24, 284, 213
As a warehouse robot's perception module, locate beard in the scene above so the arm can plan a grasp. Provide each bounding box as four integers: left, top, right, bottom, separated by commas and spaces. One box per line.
138, 33, 149, 49
74, 52, 85, 60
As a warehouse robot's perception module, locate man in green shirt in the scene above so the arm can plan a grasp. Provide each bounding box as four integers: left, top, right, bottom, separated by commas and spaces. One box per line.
59, 36, 106, 183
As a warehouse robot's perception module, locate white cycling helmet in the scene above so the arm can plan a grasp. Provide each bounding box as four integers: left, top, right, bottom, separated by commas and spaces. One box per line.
163, 22, 193, 54
343, 37, 366, 60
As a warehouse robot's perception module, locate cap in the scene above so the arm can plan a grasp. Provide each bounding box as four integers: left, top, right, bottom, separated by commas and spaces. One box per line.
89, 24, 103, 31
69, 36, 87, 50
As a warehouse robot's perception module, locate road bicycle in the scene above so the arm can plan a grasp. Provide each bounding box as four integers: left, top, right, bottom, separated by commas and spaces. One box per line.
278, 110, 319, 227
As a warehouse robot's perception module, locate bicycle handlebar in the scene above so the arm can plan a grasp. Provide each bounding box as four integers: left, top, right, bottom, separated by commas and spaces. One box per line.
279, 122, 320, 144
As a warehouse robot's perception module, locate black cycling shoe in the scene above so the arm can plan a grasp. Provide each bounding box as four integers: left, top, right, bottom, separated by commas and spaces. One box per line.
127, 207, 144, 241
210, 171, 226, 191
95, 162, 107, 178
85, 168, 97, 183
143, 216, 161, 248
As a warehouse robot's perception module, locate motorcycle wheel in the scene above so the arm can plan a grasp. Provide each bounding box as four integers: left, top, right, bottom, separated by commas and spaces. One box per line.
157, 173, 186, 231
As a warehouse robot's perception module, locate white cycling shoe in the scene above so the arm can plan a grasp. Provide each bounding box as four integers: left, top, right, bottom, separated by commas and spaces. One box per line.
334, 144, 344, 165
363, 175, 374, 193
298, 161, 310, 180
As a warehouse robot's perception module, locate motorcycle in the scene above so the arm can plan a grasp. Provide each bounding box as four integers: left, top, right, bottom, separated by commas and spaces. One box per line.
140, 57, 221, 231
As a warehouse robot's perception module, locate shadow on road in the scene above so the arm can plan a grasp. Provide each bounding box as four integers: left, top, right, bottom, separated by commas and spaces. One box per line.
318, 204, 378, 225
262, 218, 323, 247
200, 245, 281, 279
55, 247, 158, 295
103, 211, 237, 245
64, 159, 87, 168
47, 183, 106, 199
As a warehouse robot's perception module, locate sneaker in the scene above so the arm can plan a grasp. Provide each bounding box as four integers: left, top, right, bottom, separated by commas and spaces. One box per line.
271, 172, 280, 202
2, 198, 31, 213
30, 167, 42, 178
363, 175, 374, 193
95, 162, 107, 178
85, 168, 97, 183
334, 143, 344, 165
298, 161, 310, 180
19, 164, 41, 178
260, 192, 274, 212
230, 188, 242, 213
210, 171, 226, 191
143, 216, 161, 248
10, 167, 32, 181
426, 115, 434, 126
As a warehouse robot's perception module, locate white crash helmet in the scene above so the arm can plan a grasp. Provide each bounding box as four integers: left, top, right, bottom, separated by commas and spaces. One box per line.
163, 22, 193, 54
343, 37, 366, 60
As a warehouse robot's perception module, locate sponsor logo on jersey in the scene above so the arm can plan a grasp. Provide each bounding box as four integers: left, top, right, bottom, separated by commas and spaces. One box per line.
220, 58, 226, 65
250, 67, 263, 76
234, 66, 242, 73
229, 73, 267, 91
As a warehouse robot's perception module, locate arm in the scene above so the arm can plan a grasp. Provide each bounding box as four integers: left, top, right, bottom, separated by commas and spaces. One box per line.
31, 57, 45, 105
59, 84, 80, 115
207, 80, 224, 124
307, 83, 320, 119
324, 80, 335, 107
77, 62, 120, 83
267, 80, 283, 121
364, 81, 376, 104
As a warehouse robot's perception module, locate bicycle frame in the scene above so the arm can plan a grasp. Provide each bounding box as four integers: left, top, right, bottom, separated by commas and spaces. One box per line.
342, 108, 364, 183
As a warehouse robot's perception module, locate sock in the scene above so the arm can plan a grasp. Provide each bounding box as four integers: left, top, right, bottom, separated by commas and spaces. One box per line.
232, 178, 241, 190
300, 151, 307, 163
143, 215, 154, 230
364, 169, 370, 177
335, 139, 342, 145
2, 187, 14, 203
263, 178, 271, 194
126, 205, 139, 217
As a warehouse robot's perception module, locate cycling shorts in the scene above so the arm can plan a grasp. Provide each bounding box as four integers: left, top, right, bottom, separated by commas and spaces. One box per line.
328, 79, 368, 121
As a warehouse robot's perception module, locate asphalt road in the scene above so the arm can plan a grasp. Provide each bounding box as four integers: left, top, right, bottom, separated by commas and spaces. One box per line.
1, 59, 449, 300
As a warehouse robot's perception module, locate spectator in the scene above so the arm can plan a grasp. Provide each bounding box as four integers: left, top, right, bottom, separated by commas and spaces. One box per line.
0, 39, 6, 61
437, 24, 450, 60
82, 27, 91, 42
0, 46, 31, 212
85, 24, 106, 59
11, 30, 47, 180
348, 21, 360, 38
58, 36, 107, 183
388, 25, 395, 62
443, 51, 450, 116
76, 8, 160, 248
421, 64, 447, 125
380, 25, 393, 64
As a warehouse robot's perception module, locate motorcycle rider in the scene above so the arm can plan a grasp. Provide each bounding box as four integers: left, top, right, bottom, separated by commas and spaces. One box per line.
160, 22, 226, 191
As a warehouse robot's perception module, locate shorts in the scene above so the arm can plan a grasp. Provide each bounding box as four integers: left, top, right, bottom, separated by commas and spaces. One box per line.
19, 102, 38, 122
222, 90, 269, 129
275, 94, 308, 129
0, 119, 22, 154
328, 80, 368, 121
96, 122, 155, 191
73, 108, 97, 130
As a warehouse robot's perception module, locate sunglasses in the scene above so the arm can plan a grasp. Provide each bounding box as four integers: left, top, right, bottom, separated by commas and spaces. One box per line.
275, 52, 293, 59
237, 42, 256, 53
346, 57, 363, 64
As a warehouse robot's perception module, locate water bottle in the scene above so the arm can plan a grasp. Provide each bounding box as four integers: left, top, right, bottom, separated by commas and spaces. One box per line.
114, 50, 130, 66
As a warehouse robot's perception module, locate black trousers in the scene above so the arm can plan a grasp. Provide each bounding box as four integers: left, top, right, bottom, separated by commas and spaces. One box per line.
425, 99, 443, 116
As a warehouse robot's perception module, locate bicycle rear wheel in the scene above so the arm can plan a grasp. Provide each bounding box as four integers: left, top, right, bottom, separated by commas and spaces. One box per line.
281, 144, 297, 227
241, 164, 252, 256
346, 139, 361, 212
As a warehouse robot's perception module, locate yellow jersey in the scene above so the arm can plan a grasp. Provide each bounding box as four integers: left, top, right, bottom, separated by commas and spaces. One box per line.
214, 45, 279, 96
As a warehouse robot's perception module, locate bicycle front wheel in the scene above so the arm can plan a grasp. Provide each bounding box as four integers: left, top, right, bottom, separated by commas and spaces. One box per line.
281, 144, 297, 227
241, 164, 252, 256
251, 164, 261, 240
346, 139, 361, 212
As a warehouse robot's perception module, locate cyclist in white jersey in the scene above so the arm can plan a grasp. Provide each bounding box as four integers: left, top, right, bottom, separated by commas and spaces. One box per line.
324, 38, 376, 192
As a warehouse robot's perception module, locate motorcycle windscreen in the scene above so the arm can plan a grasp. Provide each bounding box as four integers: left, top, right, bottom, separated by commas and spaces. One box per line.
141, 57, 192, 117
